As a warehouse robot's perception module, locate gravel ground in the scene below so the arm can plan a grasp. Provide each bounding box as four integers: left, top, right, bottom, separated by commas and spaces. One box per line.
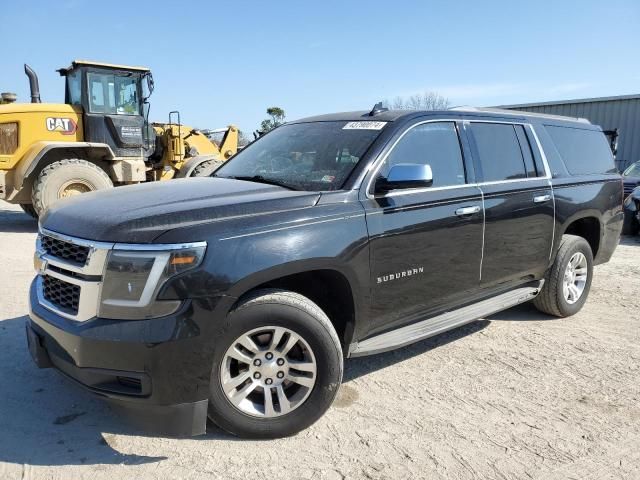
0, 202, 638, 480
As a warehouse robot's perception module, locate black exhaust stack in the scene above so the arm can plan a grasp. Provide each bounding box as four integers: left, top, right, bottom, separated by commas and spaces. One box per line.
24, 64, 41, 103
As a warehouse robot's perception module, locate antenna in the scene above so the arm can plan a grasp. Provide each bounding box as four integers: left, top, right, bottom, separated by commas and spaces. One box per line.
368, 101, 388, 116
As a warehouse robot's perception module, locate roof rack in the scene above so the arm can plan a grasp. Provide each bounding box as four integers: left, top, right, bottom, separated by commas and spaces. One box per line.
448, 106, 591, 124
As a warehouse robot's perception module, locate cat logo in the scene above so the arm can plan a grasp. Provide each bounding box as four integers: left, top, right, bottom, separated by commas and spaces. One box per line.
45, 117, 77, 135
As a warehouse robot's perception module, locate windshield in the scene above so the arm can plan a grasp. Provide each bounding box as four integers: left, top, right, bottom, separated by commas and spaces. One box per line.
87, 72, 141, 115
215, 121, 385, 191
623, 161, 640, 177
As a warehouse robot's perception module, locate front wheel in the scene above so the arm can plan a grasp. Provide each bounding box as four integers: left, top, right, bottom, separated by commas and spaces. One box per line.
533, 234, 594, 317
19, 203, 38, 219
31, 159, 113, 216
207, 289, 343, 439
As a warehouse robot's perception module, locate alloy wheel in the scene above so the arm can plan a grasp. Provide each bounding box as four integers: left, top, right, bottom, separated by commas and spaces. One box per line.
562, 252, 588, 304
220, 326, 317, 418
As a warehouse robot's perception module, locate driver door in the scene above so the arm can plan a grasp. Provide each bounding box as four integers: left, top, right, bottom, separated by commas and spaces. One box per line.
362, 121, 484, 337
83, 71, 145, 158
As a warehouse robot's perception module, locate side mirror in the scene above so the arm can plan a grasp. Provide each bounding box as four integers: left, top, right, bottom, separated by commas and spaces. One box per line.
375, 163, 433, 193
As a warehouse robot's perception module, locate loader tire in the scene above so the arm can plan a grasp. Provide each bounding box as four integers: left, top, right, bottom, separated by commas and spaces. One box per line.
32, 159, 113, 216
190, 160, 224, 177
19, 204, 38, 219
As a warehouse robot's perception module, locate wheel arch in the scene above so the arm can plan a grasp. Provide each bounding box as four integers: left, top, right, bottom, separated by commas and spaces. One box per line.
13, 141, 115, 196
227, 264, 359, 354
558, 213, 602, 259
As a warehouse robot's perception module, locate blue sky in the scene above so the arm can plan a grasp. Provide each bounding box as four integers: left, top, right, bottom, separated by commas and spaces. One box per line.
3, 0, 639, 134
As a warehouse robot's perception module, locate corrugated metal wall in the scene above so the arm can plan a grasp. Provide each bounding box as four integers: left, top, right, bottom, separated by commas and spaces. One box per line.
503, 96, 640, 171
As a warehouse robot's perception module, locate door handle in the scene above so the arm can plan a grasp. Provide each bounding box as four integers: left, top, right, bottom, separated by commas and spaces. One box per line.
455, 205, 481, 216
533, 194, 551, 203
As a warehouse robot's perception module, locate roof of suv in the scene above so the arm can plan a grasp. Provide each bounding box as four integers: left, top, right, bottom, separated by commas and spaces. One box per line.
292, 107, 595, 129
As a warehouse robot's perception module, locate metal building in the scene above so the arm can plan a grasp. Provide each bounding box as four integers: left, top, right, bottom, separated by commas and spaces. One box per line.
500, 94, 640, 171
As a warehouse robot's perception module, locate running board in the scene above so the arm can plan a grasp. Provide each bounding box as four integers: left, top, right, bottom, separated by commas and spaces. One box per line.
349, 282, 543, 357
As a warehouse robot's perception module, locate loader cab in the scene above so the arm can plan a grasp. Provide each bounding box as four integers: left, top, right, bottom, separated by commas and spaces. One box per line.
58, 60, 154, 158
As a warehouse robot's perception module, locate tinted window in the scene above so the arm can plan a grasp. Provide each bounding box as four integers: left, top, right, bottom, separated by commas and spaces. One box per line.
469, 123, 526, 182
216, 121, 383, 191
545, 125, 617, 175
624, 161, 640, 177
380, 122, 466, 187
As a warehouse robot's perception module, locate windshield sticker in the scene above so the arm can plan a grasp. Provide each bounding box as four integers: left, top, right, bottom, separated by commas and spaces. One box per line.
343, 121, 387, 130
320, 175, 335, 183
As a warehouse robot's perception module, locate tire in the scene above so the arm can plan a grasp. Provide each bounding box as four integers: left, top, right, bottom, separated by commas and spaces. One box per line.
19, 203, 38, 219
533, 234, 594, 317
622, 209, 639, 235
190, 159, 224, 177
32, 159, 113, 216
207, 289, 343, 439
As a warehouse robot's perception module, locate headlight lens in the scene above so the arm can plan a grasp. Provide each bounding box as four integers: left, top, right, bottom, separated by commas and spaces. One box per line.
0, 122, 18, 155
98, 243, 206, 319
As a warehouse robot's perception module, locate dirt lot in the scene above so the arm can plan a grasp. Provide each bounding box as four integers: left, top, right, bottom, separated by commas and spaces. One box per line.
0, 202, 639, 480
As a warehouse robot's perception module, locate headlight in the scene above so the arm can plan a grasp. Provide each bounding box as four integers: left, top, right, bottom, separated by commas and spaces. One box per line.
0, 122, 18, 155
98, 243, 206, 320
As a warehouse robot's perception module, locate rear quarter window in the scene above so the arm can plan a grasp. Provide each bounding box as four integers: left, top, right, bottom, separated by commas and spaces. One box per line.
544, 125, 616, 175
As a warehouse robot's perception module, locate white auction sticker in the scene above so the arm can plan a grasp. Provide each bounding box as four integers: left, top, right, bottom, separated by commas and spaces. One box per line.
343, 121, 387, 130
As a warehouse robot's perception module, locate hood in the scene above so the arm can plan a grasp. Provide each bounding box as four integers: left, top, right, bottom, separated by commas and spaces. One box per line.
41, 178, 321, 243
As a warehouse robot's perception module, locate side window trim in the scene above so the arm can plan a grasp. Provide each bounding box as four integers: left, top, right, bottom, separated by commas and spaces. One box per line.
365, 119, 472, 198
522, 125, 547, 177
514, 125, 537, 177
465, 119, 551, 185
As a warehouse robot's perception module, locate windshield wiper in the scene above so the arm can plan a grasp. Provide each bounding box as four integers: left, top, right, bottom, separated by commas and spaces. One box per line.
221, 175, 300, 191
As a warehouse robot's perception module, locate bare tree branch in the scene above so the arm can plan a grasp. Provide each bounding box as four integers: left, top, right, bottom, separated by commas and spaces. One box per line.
385, 91, 450, 110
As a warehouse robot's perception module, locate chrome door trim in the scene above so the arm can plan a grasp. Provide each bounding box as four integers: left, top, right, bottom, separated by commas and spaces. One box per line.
364, 119, 553, 199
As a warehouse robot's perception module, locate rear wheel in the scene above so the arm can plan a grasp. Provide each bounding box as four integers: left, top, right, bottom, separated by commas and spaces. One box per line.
207, 289, 343, 439
32, 159, 113, 216
19, 203, 38, 219
533, 234, 594, 317
190, 159, 224, 177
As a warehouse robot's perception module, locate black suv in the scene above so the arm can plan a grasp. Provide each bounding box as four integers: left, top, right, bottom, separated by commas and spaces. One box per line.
27, 106, 623, 438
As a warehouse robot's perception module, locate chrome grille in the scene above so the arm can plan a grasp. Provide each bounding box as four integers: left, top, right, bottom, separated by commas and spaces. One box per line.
36, 230, 114, 322
42, 235, 90, 265
42, 275, 80, 314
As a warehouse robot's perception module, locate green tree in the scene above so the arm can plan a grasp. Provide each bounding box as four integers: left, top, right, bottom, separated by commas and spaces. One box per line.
260, 107, 286, 132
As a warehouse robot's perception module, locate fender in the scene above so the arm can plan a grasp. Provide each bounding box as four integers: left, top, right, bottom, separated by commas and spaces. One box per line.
551, 209, 605, 265
15, 141, 116, 190
226, 258, 362, 304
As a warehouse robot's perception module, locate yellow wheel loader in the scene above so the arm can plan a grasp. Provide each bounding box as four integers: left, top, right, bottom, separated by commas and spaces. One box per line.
0, 61, 238, 217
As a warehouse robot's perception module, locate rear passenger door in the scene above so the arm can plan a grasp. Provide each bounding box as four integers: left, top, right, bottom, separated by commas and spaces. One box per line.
464, 121, 554, 289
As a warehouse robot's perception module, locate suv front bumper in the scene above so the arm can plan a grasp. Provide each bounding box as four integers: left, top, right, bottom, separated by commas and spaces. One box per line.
27, 279, 232, 436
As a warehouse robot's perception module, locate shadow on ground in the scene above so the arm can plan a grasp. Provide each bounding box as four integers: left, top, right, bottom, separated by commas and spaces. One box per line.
0, 301, 556, 467
0, 315, 240, 469
344, 302, 555, 382
0, 207, 38, 233
620, 234, 640, 246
